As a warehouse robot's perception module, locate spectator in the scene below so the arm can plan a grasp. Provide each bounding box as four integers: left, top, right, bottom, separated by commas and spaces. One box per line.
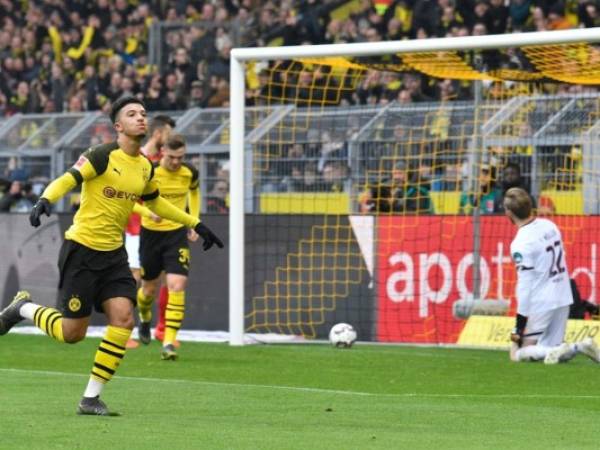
280, 162, 306, 192
206, 180, 229, 213
360, 182, 393, 213
509, 0, 533, 31
0, 180, 38, 212
487, 0, 509, 34
403, 72, 433, 102
322, 160, 349, 192
432, 161, 462, 191
390, 161, 433, 213
361, 161, 433, 214
301, 162, 326, 192
4, 157, 29, 182
189, 80, 209, 108
459, 163, 502, 214
0, 0, 586, 118
494, 161, 556, 216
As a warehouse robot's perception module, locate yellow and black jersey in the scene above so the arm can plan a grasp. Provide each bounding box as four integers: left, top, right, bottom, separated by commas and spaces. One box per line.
48, 142, 159, 251
141, 161, 200, 232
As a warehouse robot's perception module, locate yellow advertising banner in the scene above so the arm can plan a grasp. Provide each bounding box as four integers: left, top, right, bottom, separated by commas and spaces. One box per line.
458, 316, 600, 349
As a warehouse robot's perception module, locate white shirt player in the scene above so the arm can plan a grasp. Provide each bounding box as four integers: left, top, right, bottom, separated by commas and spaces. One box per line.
510, 217, 573, 317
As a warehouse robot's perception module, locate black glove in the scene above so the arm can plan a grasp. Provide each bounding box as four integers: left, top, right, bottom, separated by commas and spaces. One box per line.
194, 222, 224, 251
29, 198, 51, 227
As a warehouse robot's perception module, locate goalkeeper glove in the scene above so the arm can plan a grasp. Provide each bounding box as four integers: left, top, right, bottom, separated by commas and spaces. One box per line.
194, 222, 224, 251
510, 313, 528, 347
29, 198, 51, 227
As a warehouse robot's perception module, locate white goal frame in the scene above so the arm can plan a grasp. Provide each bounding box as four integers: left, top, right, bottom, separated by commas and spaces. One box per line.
228, 28, 600, 346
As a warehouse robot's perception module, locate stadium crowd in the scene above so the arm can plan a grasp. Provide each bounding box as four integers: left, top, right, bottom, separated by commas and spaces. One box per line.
0, 0, 597, 116
0, 0, 591, 208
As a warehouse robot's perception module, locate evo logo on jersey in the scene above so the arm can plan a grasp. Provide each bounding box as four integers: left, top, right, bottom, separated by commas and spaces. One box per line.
103, 186, 140, 202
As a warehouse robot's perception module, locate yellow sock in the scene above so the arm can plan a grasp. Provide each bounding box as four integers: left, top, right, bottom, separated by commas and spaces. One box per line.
33, 306, 64, 342
164, 291, 185, 345
90, 326, 131, 384
137, 288, 154, 323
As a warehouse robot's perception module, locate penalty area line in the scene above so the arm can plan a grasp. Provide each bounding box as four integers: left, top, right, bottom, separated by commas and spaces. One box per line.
1, 367, 600, 400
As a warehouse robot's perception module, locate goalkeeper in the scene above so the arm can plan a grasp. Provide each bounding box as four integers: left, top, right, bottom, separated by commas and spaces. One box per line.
0, 96, 223, 416
504, 187, 598, 364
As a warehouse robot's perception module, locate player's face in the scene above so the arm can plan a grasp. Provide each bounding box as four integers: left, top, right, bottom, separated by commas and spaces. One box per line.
162, 147, 186, 171
115, 103, 147, 139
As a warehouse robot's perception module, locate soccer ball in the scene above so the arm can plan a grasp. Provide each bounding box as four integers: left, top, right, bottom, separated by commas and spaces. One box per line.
328, 323, 357, 348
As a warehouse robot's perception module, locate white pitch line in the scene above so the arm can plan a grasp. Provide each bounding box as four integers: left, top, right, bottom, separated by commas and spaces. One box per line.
1, 367, 600, 400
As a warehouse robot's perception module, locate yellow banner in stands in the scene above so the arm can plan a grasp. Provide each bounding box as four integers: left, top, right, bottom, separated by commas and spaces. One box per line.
260, 193, 350, 214
458, 316, 600, 349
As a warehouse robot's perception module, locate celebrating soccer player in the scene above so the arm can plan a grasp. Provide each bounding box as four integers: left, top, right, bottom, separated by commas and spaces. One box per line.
505, 187, 599, 364
136, 133, 200, 360
0, 97, 223, 416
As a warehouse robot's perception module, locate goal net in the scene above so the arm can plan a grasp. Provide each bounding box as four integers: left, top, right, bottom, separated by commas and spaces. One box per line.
229, 29, 600, 346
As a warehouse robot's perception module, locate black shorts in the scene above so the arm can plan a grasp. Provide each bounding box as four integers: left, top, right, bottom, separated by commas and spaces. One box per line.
140, 227, 190, 280
58, 240, 137, 318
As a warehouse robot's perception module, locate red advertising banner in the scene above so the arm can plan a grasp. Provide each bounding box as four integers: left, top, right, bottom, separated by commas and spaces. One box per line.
377, 216, 600, 343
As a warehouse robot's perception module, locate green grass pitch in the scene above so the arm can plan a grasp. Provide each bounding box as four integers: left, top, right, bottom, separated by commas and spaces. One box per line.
1, 334, 600, 450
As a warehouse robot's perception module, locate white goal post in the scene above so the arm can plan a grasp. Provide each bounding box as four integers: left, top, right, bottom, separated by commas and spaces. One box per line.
228, 27, 600, 346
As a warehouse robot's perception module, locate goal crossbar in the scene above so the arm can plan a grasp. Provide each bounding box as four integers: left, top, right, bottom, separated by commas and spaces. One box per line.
231, 28, 600, 61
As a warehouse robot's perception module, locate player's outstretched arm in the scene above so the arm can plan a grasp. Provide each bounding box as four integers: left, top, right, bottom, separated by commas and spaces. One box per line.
29, 173, 78, 227
132, 202, 161, 223
30, 146, 104, 227
145, 195, 224, 250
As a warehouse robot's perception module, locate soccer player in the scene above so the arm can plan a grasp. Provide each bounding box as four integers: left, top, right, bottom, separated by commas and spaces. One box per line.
505, 187, 599, 364
143, 115, 176, 162
0, 97, 223, 416
141, 115, 175, 344
136, 133, 200, 360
